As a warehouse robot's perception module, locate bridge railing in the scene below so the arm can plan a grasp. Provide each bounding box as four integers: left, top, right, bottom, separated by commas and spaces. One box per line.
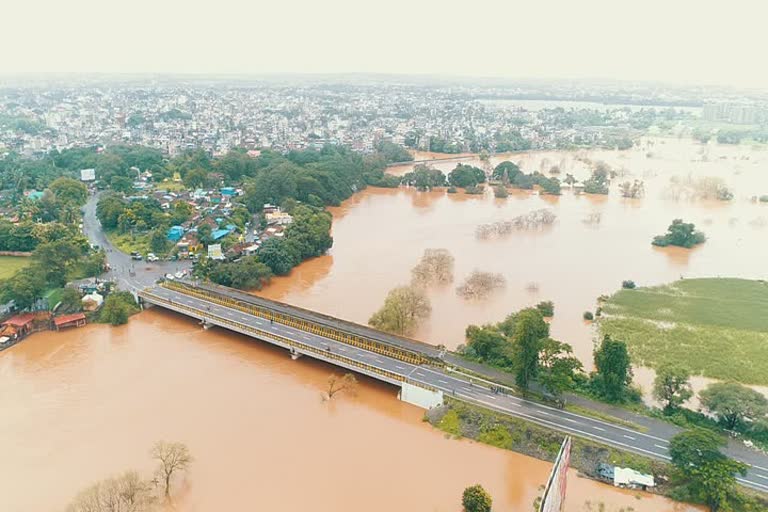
141, 289, 439, 393
159, 280, 436, 367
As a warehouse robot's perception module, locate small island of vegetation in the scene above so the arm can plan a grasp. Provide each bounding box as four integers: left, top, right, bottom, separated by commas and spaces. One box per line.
652, 219, 706, 248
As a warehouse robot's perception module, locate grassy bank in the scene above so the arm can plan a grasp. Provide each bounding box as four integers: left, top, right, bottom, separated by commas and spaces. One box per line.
0, 255, 31, 279
107, 231, 151, 255
600, 278, 768, 385
429, 401, 671, 496
428, 401, 768, 511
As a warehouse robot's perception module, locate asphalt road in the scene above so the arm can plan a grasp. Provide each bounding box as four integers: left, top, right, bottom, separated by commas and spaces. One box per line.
82, 193, 191, 292
145, 285, 768, 493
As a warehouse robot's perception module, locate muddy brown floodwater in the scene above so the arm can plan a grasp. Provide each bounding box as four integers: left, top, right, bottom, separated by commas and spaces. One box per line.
260, 138, 768, 395
0, 310, 698, 512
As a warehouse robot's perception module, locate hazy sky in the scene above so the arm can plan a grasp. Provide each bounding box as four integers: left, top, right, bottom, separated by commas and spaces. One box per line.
3, 0, 767, 88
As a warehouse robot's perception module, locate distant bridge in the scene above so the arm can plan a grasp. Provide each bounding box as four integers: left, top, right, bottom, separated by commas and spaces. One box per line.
388, 155, 477, 166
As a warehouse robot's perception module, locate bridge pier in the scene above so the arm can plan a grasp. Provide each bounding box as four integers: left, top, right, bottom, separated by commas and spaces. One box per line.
202, 320, 213, 330
398, 381, 444, 410
289, 348, 302, 360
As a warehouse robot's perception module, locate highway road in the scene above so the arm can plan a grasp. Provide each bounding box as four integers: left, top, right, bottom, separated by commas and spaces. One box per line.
145, 284, 768, 493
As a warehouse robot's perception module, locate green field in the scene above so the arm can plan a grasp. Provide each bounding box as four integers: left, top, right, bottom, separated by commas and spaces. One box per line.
600, 278, 768, 385
107, 231, 151, 255
0, 255, 31, 279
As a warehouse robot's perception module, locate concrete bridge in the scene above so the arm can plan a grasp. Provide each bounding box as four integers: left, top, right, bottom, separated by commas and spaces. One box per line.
138, 280, 768, 492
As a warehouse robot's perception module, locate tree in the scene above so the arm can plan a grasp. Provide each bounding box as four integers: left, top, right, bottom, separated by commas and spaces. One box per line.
49, 176, 88, 207
32, 239, 87, 288
592, 335, 633, 402
257, 237, 299, 275
511, 308, 549, 390
619, 180, 645, 199
401, 164, 446, 190
110, 175, 134, 194
149, 228, 169, 255
448, 164, 485, 188
699, 382, 768, 430
670, 429, 747, 512
653, 364, 693, 413
206, 256, 273, 290
58, 287, 83, 313
583, 166, 610, 195
324, 373, 358, 400
368, 285, 431, 335
0, 266, 47, 309
182, 168, 209, 189
463, 325, 514, 368
538, 338, 583, 400
100, 292, 139, 325
410, 248, 454, 286
462, 484, 492, 512
652, 219, 706, 248
65, 470, 156, 512
535, 300, 554, 317
150, 441, 193, 499
492, 161, 522, 183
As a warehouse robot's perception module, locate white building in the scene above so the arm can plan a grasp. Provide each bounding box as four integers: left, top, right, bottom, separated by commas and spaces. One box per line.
80, 168, 96, 181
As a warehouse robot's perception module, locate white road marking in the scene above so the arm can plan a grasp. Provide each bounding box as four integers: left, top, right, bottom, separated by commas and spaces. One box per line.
623, 435, 636, 441
593, 426, 606, 432
654, 444, 667, 450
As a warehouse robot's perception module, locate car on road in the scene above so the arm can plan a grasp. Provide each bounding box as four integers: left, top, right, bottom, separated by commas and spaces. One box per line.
147, 253, 159, 262
174, 271, 185, 279
164, 273, 175, 280
130, 252, 143, 260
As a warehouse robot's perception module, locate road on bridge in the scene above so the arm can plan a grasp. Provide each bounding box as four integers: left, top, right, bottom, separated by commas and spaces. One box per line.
147, 285, 768, 493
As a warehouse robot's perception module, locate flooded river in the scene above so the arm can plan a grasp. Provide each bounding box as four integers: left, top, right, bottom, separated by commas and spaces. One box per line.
260, 138, 768, 394
0, 311, 697, 511
1, 137, 760, 511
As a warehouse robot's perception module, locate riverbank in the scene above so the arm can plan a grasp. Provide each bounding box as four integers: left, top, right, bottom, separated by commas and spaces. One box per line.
428, 400, 768, 511
428, 400, 672, 492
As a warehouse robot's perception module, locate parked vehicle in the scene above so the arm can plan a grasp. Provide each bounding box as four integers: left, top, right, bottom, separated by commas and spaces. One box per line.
147, 253, 159, 262
164, 273, 175, 280
130, 252, 143, 261
174, 271, 185, 279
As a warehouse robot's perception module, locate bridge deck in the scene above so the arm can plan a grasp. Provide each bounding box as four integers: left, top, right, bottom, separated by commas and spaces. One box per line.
168, 280, 444, 361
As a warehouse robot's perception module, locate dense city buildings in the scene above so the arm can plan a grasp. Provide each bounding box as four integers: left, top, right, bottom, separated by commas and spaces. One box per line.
4, 77, 754, 159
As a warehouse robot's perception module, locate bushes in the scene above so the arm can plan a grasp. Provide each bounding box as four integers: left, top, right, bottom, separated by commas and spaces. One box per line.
622, 280, 636, 289
535, 300, 554, 317
583, 311, 594, 321
652, 219, 706, 248
99, 292, 140, 325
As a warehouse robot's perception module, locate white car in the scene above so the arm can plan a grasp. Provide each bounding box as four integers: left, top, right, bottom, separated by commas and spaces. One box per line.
174, 271, 185, 279
164, 273, 175, 280
147, 253, 159, 262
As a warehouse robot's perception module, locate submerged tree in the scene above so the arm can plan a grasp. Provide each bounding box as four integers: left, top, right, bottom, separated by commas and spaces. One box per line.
652, 219, 706, 248
324, 373, 359, 400
368, 285, 431, 335
151, 441, 193, 499
411, 248, 455, 286
65, 471, 156, 512
456, 271, 506, 300
462, 484, 493, 512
